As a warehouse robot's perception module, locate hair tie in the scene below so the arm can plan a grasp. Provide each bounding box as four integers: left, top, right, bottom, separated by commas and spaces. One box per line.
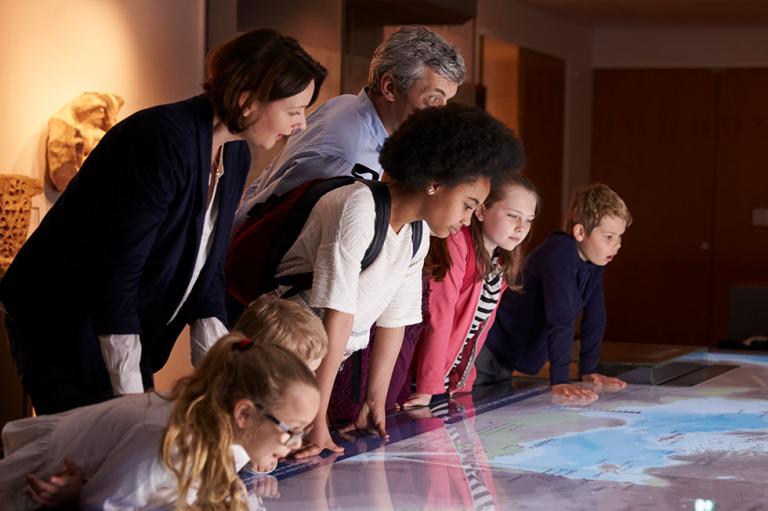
232, 338, 255, 352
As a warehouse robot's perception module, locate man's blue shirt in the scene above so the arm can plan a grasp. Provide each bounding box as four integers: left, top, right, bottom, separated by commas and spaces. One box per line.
234, 88, 388, 229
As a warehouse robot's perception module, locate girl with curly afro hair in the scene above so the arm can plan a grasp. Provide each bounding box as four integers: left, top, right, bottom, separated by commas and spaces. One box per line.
263, 103, 524, 459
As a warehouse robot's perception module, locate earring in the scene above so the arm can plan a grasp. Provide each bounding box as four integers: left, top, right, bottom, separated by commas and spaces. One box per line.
426, 186, 435, 195
242, 109, 250, 117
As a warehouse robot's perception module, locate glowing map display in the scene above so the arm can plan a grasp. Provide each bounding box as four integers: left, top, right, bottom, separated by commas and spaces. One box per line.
263, 353, 768, 510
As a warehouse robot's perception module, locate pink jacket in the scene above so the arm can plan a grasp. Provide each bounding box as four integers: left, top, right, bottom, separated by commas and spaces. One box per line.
418, 393, 500, 509
415, 227, 507, 395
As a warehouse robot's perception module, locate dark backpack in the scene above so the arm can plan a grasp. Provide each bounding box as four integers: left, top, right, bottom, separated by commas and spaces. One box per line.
225, 165, 423, 310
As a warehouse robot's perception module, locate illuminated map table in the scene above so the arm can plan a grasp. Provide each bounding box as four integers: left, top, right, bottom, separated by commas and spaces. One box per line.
259, 351, 768, 510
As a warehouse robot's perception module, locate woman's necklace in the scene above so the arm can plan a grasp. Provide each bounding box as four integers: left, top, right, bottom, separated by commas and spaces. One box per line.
208, 145, 224, 203
213, 145, 224, 179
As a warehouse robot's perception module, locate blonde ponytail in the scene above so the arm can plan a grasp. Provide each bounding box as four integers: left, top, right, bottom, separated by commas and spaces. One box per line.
161, 333, 318, 509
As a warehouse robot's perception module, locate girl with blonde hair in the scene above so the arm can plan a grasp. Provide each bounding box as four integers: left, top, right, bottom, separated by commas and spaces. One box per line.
0, 334, 319, 510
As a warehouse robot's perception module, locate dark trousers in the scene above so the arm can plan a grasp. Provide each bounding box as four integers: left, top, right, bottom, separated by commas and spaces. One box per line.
473, 345, 513, 388
5, 313, 117, 414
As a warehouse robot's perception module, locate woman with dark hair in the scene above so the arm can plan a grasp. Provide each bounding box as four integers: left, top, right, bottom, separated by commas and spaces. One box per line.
247, 103, 522, 458
0, 28, 327, 414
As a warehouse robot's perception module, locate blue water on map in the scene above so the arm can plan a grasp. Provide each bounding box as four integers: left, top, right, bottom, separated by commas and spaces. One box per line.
490, 397, 768, 484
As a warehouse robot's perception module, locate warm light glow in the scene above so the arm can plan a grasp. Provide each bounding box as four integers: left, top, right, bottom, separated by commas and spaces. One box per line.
0, 0, 204, 219
482, 36, 520, 133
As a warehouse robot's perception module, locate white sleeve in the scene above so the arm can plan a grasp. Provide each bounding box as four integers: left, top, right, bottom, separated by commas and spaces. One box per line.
98, 334, 144, 395
306, 186, 376, 315
377, 222, 429, 328
189, 317, 229, 367
79, 427, 169, 510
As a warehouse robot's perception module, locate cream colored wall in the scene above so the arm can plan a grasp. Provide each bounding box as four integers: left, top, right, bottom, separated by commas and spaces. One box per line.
0, 0, 206, 224
477, 0, 593, 209
593, 28, 768, 68
0, 0, 206, 393
155, 327, 193, 392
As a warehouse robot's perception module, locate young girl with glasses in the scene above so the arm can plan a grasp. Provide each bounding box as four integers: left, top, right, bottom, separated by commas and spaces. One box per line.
0, 334, 319, 510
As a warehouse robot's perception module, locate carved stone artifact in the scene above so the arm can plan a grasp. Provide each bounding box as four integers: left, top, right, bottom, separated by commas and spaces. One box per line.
0, 175, 43, 275
47, 92, 124, 191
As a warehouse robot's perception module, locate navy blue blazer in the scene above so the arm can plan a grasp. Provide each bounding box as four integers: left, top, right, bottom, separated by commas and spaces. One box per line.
1, 95, 250, 372
484, 231, 607, 385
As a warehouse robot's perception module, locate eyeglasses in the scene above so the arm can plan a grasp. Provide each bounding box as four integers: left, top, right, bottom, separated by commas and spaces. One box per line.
255, 404, 313, 446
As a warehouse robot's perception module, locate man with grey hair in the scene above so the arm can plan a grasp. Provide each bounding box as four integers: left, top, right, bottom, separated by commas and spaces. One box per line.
233, 25, 465, 228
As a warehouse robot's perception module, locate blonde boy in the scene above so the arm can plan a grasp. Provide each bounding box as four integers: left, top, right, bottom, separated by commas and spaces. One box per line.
231, 295, 327, 477
234, 295, 327, 371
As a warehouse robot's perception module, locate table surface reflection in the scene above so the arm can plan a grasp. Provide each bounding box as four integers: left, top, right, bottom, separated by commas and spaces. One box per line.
252, 351, 768, 511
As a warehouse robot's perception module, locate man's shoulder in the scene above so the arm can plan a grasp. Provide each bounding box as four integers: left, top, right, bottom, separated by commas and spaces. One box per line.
314, 92, 360, 113
295, 93, 376, 151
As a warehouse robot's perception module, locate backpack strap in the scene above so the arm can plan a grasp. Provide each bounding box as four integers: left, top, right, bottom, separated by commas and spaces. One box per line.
355, 163, 426, 270
276, 165, 423, 297
410, 220, 423, 259
268, 176, 359, 298
275, 273, 314, 298
359, 179, 390, 272
273, 166, 386, 296
351, 163, 381, 181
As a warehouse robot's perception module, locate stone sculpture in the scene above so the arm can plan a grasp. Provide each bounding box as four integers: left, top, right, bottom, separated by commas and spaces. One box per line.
47, 92, 124, 191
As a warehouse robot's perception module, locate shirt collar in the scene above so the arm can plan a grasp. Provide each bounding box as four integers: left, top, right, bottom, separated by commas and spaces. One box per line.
231, 443, 251, 472
356, 87, 389, 151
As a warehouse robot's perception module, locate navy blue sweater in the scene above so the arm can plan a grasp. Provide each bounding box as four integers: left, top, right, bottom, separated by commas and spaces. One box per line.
485, 231, 606, 385
1, 95, 250, 374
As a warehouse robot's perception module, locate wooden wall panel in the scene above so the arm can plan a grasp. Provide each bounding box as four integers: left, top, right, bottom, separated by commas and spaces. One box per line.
592, 69, 718, 345
712, 69, 768, 341
519, 48, 565, 249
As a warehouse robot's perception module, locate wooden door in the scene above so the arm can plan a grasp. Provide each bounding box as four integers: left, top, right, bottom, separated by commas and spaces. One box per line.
712, 69, 768, 342
592, 69, 718, 345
